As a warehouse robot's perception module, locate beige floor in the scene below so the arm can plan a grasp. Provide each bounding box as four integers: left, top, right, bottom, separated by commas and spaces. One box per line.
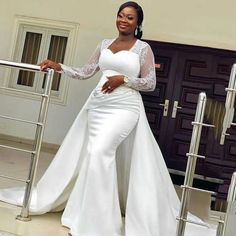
0, 141, 69, 236
0, 202, 68, 236
0, 139, 220, 236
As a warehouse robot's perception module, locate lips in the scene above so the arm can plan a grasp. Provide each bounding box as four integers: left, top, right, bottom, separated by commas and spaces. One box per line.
119, 24, 128, 29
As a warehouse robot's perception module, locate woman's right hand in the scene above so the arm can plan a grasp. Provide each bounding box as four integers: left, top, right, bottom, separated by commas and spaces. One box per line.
39, 59, 62, 72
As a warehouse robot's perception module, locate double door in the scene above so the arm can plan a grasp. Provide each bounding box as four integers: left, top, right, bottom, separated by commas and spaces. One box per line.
142, 40, 236, 199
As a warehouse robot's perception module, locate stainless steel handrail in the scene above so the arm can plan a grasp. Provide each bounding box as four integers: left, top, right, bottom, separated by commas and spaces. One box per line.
216, 172, 236, 236
220, 64, 236, 145
0, 59, 54, 221
0, 59, 41, 72
0, 114, 43, 125
175, 65, 236, 235
0, 87, 49, 97
0, 174, 27, 183
176, 92, 215, 236
17, 68, 54, 221
0, 144, 35, 154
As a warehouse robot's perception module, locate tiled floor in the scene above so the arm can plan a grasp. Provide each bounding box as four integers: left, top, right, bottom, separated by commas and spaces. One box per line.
0, 139, 220, 236
0, 140, 69, 236
0, 201, 68, 236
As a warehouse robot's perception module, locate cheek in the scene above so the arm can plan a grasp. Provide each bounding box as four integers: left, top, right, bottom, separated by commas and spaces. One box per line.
130, 19, 137, 27
116, 19, 119, 27
131, 22, 137, 30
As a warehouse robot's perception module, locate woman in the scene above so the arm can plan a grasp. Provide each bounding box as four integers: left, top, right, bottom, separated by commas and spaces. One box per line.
0, 1, 217, 236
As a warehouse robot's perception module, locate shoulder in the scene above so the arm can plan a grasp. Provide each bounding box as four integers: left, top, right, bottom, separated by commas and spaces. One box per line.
138, 39, 149, 46
138, 40, 152, 51
100, 39, 114, 50
135, 39, 153, 54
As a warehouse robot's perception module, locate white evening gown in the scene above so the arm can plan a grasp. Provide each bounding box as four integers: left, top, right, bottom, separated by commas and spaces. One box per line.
0, 39, 217, 236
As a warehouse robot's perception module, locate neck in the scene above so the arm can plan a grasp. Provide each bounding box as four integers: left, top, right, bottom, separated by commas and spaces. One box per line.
117, 34, 136, 42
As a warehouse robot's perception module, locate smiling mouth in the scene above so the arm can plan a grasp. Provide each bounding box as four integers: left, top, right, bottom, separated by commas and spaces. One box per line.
119, 24, 128, 29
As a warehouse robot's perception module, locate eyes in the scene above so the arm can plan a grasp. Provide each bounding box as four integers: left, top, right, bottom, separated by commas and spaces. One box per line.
118, 13, 135, 21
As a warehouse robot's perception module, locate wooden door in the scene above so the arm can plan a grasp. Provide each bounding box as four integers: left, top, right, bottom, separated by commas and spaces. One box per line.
142, 40, 236, 200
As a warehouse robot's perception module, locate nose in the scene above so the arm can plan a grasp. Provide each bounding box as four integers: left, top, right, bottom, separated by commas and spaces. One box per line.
120, 16, 128, 23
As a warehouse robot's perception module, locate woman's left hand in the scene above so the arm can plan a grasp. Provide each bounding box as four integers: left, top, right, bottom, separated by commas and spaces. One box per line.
102, 75, 125, 93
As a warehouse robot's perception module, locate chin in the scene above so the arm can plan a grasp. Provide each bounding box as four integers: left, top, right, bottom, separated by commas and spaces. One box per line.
119, 30, 132, 36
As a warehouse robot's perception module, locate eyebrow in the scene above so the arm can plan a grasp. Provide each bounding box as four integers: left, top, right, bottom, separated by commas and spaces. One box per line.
119, 12, 136, 17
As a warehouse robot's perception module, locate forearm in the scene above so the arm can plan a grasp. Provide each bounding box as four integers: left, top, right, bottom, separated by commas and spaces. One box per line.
124, 75, 156, 91
60, 63, 99, 80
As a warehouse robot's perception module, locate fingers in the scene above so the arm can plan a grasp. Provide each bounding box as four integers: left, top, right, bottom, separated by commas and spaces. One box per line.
38, 60, 50, 71
101, 81, 114, 93
101, 76, 124, 93
38, 60, 61, 72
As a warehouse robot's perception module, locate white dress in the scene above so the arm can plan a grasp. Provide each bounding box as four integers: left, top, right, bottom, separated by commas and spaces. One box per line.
0, 39, 217, 236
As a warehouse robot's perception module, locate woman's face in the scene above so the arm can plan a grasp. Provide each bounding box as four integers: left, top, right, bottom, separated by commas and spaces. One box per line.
116, 7, 138, 36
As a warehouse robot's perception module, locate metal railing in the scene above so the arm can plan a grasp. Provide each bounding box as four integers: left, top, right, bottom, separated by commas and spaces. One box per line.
215, 172, 236, 236
175, 92, 216, 235
217, 63, 236, 235
220, 63, 236, 145
224, 172, 236, 235
0, 59, 54, 221
176, 63, 236, 235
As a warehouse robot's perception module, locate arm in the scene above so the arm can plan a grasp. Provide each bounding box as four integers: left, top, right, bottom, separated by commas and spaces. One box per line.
39, 43, 101, 80
60, 43, 101, 79
126, 43, 156, 91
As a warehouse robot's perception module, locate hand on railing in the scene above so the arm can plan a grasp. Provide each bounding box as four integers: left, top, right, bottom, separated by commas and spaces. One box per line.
39, 59, 62, 72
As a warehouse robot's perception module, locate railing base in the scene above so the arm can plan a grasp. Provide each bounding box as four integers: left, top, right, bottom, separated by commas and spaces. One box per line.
16, 214, 31, 222
216, 220, 224, 236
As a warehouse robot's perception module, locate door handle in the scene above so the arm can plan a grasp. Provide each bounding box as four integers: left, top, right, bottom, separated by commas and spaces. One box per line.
159, 99, 169, 117
172, 101, 182, 118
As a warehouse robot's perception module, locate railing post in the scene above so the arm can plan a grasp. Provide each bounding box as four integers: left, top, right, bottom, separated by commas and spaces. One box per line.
216, 220, 225, 236
217, 172, 236, 236
220, 64, 236, 145
16, 69, 54, 221
0, 60, 54, 221
176, 92, 207, 236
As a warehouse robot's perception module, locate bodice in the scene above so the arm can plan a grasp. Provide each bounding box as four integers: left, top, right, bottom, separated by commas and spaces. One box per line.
98, 48, 140, 78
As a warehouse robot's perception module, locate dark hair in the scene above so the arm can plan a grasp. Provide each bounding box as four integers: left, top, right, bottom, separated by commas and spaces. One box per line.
117, 1, 144, 39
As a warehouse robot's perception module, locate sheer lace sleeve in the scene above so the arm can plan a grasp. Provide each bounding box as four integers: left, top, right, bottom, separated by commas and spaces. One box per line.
60, 43, 101, 79
126, 43, 156, 91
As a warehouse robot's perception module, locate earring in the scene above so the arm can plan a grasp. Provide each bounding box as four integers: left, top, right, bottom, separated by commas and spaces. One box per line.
135, 27, 139, 36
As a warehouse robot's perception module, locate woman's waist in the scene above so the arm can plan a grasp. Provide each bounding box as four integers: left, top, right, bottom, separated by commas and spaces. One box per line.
96, 71, 136, 94
88, 90, 140, 112
92, 87, 138, 99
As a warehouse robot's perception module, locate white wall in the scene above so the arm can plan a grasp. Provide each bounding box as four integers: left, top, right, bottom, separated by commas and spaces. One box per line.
0, 0, 235, 145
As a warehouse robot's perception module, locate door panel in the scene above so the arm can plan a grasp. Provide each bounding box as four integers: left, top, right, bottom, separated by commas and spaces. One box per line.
142, 40, 236, 200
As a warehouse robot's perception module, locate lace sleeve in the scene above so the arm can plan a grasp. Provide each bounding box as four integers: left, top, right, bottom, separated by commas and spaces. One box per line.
126, 43, 156, 91
60, 43, 101, 80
